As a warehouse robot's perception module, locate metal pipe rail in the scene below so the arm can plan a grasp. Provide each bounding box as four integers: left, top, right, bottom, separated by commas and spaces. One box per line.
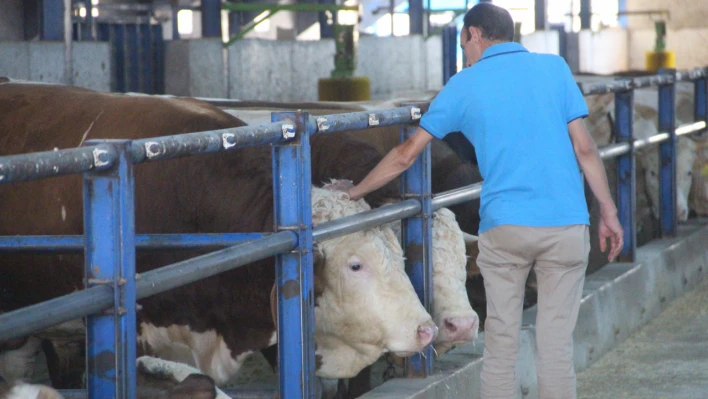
0, 66, 706, 399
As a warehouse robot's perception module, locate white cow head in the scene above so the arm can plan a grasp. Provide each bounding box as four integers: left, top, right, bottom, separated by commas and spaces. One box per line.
428, 208, 480, 353
311, 186, 437, 379
632, 110, 698, 222
383, 206, 479, 355
608, 104, 698, 222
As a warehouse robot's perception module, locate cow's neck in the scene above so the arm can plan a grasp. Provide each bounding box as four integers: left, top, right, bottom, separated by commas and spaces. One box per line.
314, 337, 382, 380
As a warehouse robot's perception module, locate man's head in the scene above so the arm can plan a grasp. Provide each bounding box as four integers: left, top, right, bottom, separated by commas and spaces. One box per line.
460, 2, 514, 66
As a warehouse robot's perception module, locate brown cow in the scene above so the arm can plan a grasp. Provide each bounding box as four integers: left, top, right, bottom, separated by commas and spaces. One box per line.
0, 81, 437, 390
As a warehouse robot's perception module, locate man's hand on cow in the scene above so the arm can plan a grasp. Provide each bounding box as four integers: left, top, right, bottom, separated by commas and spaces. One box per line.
323, 179, 355, 196
598, 210, 624, 262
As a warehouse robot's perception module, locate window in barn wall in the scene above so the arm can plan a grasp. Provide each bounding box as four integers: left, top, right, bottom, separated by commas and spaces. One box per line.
178, 9, 194, 35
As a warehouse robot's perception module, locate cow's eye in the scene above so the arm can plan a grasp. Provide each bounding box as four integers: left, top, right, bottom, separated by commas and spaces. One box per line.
350, 263, 362, 271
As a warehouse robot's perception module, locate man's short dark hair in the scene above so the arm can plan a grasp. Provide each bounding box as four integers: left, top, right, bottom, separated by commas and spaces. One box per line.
463, 2, 514, 42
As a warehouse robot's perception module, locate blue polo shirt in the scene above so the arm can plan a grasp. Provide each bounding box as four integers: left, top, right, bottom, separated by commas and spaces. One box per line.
420, 42, 590, 234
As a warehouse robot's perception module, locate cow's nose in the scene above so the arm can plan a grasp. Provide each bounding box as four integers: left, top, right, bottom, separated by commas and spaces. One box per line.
443, 316, 479, 342
417, 321, 438, 347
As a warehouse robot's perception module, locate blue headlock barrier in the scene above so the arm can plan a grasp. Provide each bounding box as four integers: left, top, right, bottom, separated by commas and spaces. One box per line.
0, 67, 706, 399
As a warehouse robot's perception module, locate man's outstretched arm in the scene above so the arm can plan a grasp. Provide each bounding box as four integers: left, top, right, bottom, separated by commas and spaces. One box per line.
347, 127, 435, 201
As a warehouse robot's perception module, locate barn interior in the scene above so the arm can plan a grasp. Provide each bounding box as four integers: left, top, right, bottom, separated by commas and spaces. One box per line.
0, 0, 707, 398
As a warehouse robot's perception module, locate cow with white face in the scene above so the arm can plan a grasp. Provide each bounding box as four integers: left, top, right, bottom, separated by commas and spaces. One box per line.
381, 206, 479, 354
626, 104, 698, 222
307, 187, 439, 377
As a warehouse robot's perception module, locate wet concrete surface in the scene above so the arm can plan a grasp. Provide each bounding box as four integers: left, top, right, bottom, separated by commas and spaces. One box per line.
577, 275, 708, 399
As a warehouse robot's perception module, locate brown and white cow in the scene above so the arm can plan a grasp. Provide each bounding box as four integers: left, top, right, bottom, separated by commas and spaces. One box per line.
0, 80, 436, 388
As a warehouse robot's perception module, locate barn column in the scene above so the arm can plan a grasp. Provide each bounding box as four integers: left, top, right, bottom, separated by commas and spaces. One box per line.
442, 24, 458, 84
409, 0, 424, 35
535, 0, 546, 30
82, 140, 137, 399
579, 0, 591, 30
400, 103, 435, 377
614, 86, 637, 262
41, 0, 65, 40
271, 112, 317, 398
201, 0, 222, 38
658, 68, 678, 237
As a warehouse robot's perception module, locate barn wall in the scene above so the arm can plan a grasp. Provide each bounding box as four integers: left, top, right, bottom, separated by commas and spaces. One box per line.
520, 30, 560, 56
0, 0, 23, 41
165, 39, 227, 98
626, 0, 708, 30
577, 28, 629, 74
214, 34, 443, 102
0, 42, 111, 92
628, 28, 708, 70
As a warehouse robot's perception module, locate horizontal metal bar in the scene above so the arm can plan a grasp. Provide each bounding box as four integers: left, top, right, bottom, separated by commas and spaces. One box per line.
0, 233, 271, 252
676, 121, 707, 136
135, 231, 297, 300
312, 199, 421, 242
0, 285, 112, 342
599, 142, 632, 159
676, 68, 708, 82
0, 144, 116, 185
0, 233, 296, 342
632, 133, 669, 151
129, 122, 291, 164
222, 2, 359, 12
57, 388, 279, 399
631, 74, 675, 89
432, 183, 482, 209
309, 107, 420, 135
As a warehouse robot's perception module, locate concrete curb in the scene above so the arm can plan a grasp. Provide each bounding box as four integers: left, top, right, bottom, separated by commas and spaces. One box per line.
359, 220, 708, 399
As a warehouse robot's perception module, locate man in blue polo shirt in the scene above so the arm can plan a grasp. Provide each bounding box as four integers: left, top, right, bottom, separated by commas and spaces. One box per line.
336, 2, 623, 398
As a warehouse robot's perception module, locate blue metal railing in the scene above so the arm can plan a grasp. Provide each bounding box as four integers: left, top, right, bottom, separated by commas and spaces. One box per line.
0, 66, 706, 399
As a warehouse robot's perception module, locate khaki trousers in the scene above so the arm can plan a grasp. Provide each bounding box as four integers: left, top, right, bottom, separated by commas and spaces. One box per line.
477, 224, 589, 399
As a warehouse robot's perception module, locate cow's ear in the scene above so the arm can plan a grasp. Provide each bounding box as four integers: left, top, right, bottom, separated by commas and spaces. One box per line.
313, 244, 326, 300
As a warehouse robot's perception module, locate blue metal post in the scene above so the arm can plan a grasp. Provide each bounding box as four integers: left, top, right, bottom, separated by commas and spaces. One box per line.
400, 104, 434, 377
658, 68, 677, 237
442, 24, 458, 85
201, 0, 222, 38
271, 112, 316, 398
82, 140, 136, 399
695, 73, 707, 135
614, 87, 636, 262
41, 0, 64, 40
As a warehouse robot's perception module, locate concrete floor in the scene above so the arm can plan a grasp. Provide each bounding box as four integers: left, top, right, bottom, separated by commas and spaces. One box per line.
577, 275, 708, 399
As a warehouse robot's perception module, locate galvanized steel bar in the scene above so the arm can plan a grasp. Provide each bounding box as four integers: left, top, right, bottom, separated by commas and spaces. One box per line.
271, 111, 317, 399
431, 183, 482, 210
599, 142, 632, 159
0, 145, 116, 184
0, 233, 270, 252
400, 104, 435, 378
309, 107, 420, 135
313, 199, 421, 241
129, 123, 291, 163
579, 79, 634, 96
676, 67, 708, 82
614, 88, 636, 262
82, 139, 137, 399
0, 285, 113, 342
658, 68, 678, 237
135, 232, 297, 300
